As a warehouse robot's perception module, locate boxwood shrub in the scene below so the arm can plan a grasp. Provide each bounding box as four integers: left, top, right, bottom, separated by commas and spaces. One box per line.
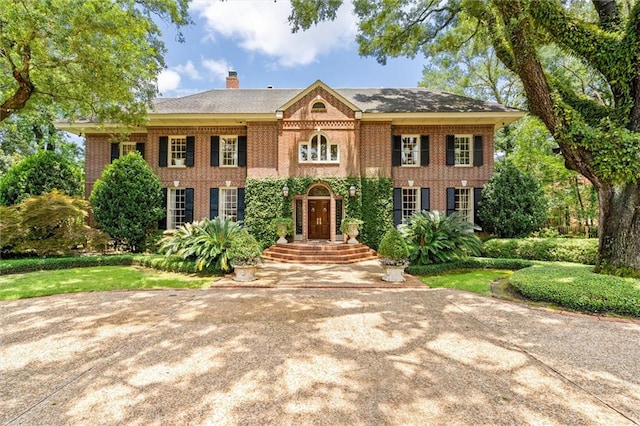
406, 257, 533, 276
509, 264, 640, 317
482, 238, 598, 265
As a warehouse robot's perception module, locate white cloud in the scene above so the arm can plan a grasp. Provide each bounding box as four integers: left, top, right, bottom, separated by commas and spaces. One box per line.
191, 0, 357, 68
201, 58, 233, 82
173, 60, 201, 80
157, 69, 181, 95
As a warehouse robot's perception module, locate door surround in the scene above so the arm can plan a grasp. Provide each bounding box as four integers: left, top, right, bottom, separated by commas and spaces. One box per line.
293, 183, 343, 242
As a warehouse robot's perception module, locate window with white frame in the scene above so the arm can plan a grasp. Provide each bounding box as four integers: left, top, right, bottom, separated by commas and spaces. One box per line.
220, 188, 238, 221
120, 142, 137, 157
401, 135, 419, 166
402, 188, 419, 223
168, 188, 186, 230
299, 134, 339, 163
454, 135, 472, 166
455, 187, 474, 223
220, 136, 238, 167
169, 136, 187, 167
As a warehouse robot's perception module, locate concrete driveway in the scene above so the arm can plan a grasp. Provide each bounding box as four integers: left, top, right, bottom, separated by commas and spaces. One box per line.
1, 287, 639, 425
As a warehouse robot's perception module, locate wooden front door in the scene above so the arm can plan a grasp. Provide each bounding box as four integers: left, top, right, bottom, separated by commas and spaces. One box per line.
308, 200, 330, 239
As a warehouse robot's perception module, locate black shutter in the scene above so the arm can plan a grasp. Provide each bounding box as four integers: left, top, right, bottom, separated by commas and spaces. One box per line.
211, 136, 220, 166
110, 143, 119, 163
186, 136, 195, 166
474, 187, 483, 228
237, 187, 245, 222
420, 135, 430, 166
159, 136, 168, 167
446, 187, 456, 216
473, 135, 483, 166
159, 188, 167, 230
446, 135, 455, 165
185, 188, 194, 223
136, 142, 145, 159
238, 136, 247, 167
420, 187, 430, 211
210, 188, 219, 219
393, 187, 402, 226
392, 135, 402, 167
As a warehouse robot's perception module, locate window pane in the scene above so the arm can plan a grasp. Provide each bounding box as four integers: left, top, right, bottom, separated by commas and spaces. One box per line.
330, 144, 338, 161
120, 143, 136, 156
320, 136, 327, 161
300, 144, 308, 162
311, 137, 318, 161
295, 199, 303, 235
221, 136, 237, 166
170, 136, 187, 166
168, 188, 186, 229
455, 188, 473, 223
220, 188, 238, 221
401, 136, 418, 166
454, 136, 471, 165
402, 188, 418, 223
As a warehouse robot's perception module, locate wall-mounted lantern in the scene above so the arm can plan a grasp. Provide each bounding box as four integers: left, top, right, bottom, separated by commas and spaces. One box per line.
349, 185, 357, 197
282, 185, 289, 197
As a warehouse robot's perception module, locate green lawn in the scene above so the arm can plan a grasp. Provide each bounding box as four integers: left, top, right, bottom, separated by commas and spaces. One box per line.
0, 266, 214, 300
419, 269, 512, 296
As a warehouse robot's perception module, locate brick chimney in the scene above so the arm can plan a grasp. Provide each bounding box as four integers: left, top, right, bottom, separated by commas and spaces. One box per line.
226, 71, 239, 89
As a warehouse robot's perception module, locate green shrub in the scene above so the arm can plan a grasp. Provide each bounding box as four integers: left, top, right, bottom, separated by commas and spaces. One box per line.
406, 257, 533, 276
478, 160, 548, 238
483, 238, 597, 264
90, 152, 164, 252
159, 217, 242, 272
271, 217, 294, 236
227, 230, 263, 266
401, 210, 482, 265
0, 150, 83, 206
360, 177, 393, 249
378, 227, 409, 264
133, 254, 219, 274
0, 254, 136, 275
0, 205, 24, 254
509, 264, 640, 317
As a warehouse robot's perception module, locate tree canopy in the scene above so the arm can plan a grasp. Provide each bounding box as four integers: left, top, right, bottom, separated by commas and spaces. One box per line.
289, 0, 640, 274
0, 0, 189, 125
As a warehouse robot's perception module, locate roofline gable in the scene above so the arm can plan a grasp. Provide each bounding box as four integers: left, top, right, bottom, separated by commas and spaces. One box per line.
277, 80, 361, 113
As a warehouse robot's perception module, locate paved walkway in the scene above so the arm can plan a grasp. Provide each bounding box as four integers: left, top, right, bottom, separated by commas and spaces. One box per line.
1, 263, 639, 425
214, 260, 425, 288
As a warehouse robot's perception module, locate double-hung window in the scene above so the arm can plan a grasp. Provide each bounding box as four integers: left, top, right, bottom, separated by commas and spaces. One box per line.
119, 142, 137, 157
219, 188, 238, 221
401, 135, 419, 166
220, 136, 238, 167
169, 136, 187, 167
167, 188, 186, 230
455, 188, 473, 223
402, 188, 419, 223
299, 134, 339, 163
454, 135, 472, 166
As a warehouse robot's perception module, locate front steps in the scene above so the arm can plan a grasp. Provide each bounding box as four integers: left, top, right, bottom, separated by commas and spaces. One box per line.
262, 242, 378, 264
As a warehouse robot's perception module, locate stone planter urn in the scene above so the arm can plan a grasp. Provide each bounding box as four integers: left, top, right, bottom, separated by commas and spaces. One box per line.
276, 223, 289, 244
341, 218, 363, 245
233, 265, 257, 282
381, 265, 406, 282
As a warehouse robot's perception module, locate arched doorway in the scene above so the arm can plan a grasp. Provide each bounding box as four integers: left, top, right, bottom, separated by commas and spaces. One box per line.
308, 185, 331, 240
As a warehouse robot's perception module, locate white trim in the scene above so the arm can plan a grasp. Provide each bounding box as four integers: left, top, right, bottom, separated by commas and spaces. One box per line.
219, 187, 238, 221
298, 132, 340, 164
400, 134, 420, 167
168, 135, 187, 168
167, 188, 186, 230
219, 135, 238, 168
119, 142, 137, 157
454, 134, 473, 167
401, 187, 420, 223
454, 187, 474, 223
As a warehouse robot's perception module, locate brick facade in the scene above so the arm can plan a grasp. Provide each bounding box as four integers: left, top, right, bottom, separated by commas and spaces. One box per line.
81, 80, 521, 237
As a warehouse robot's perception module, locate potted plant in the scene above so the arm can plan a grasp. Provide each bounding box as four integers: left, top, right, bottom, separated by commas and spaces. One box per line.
227, 230, 263, 282
271, 217, 294, 244
378, 227, 410, 282
340, 217, 364, 244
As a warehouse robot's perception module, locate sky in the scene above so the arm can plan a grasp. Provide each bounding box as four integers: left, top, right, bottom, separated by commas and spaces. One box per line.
155, 0, 428, 98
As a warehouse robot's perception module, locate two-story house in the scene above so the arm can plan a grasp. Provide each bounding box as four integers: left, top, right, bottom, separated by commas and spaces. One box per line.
62, 72, 522, 251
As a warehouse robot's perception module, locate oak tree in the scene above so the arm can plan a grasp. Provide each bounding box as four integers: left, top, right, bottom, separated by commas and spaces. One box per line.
290, 0, 640, 274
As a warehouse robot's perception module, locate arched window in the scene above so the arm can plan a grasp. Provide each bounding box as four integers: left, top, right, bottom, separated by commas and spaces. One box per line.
299, 134, 339, 163
311, 101, 326, 111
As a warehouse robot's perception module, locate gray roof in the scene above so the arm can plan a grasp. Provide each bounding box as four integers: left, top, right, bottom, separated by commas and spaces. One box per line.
151, 86, 519, 115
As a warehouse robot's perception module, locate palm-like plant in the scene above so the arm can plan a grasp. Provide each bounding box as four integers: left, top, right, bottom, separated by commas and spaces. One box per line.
400, 210, 481, 265
159, 217, 243, 272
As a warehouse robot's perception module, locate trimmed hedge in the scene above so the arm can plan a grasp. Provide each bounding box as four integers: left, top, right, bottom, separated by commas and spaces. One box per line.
509, 264, 640, 317
482, 238, 598, 265
0, 254, 220, 276
406, 257, 533, 276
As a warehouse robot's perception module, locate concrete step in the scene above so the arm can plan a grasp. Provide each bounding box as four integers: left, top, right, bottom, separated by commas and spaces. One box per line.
262, 242, 378, 264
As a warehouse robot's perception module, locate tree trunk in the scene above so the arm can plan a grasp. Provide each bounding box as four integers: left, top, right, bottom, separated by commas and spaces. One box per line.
596, 182, 640, 273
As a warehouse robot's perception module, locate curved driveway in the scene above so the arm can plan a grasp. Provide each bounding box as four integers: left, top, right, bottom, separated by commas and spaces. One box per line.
2, 286, 639, 425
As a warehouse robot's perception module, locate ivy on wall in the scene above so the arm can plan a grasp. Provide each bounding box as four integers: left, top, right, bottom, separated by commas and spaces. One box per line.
244, 177, 392, 249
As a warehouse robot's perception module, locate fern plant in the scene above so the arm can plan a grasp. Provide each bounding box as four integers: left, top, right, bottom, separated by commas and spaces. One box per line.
159, 217, 243, 272
400, 210, 482, 265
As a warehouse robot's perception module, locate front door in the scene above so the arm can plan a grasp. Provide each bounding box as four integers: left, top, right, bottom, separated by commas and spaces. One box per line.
308, 200, 330, 240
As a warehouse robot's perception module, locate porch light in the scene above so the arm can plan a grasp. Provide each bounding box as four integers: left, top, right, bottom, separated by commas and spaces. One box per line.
349, 185, 357, 197
282, 185, 289, 197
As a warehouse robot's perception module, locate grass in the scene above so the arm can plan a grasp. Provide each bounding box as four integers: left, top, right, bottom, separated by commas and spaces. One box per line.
419, 269, 513, 296
0, 266, 215, 300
